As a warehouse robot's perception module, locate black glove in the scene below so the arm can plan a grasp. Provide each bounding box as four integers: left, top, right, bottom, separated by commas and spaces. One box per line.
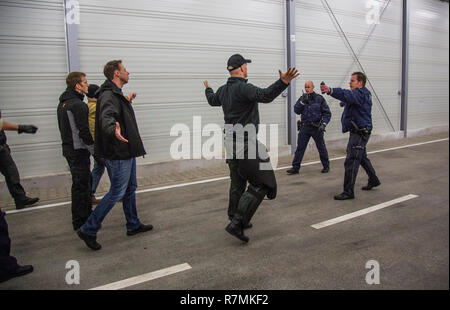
301, 93, 309, 104
297, 120, 301, 131
318, 123, 326, 133
18, 125, 38, 134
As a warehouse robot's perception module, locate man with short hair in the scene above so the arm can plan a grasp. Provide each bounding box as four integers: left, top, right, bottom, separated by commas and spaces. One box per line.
321, 72, 380, 200
0, 110, 39, 210
287, 81, 331, 175
204, 54, 299, 243
57, 71, 94, 230
77, 60, 152, 251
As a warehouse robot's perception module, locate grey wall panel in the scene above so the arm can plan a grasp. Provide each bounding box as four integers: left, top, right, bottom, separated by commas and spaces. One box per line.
408, 0, 449, 130
295, 0, 402, 140
77, 0, 286, 165
0, 0, 69, 179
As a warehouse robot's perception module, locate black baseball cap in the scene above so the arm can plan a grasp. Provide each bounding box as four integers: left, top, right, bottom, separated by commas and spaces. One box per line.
227, 54, 252, 72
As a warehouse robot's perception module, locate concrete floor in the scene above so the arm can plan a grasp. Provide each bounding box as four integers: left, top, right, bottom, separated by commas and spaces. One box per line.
0, 134, 448, 290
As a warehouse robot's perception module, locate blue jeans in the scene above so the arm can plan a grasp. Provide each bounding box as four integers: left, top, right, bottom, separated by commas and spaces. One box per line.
292, 125, 329, 171
81, 158, 142, 236
91, 159, 110, 196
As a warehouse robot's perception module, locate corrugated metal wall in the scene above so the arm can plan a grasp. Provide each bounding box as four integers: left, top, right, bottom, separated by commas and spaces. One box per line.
0, 0, 68, 178
295, 0, 402, 140
408, 0, 449, 130
0, 0, 448, 181
77, 0, 287, 166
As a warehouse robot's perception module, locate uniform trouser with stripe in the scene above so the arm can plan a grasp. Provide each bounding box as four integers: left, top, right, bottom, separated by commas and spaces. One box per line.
343, 132, 379, 196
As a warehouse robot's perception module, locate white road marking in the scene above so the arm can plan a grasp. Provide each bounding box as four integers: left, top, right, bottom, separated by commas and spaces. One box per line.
5, 138, 447, 215
89, 263, 192, 290
311, 194, 419, 229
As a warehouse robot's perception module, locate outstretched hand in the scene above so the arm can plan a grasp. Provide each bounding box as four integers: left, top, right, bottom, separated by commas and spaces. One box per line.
279, 67, 299, 85
115, 122, 129, 143
203, 81, 211, 89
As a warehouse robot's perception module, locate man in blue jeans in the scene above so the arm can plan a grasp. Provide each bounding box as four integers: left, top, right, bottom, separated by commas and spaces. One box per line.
77, 60, 152, 251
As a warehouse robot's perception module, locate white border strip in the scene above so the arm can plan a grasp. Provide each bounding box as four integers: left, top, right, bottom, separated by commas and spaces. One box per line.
5, 138, 447, 215
311, 194, 419, 229
89, 263, 192, 290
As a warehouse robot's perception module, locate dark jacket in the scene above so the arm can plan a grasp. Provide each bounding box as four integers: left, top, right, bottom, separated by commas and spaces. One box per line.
57, 88, 94, 157
205, 77, 288, 131
0, 110, 7, 149
94, 79, 146, 160
329, 87, 373, 133
204, 77, 288, 198
294, 92, 331, 125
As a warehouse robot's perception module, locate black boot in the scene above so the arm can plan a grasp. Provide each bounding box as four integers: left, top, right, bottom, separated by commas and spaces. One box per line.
225, 221, 249, 243
362, 179, 381, 190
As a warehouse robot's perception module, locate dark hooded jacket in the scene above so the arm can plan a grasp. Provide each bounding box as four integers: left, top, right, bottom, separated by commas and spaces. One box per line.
57, 88, 94, 157
94, 79, 146, 160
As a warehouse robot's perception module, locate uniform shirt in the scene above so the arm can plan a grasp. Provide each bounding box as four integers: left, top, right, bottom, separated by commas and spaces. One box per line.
294, 92, 331, 125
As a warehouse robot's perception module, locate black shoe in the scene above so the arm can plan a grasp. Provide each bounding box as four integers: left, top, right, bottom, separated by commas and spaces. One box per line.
77, 229, 101, 250
225, 222, 249, 243
362, 180, 381, 191
16, 197, 39, 210
321, 167, 329, 173
286, 168, 299, 175
334, 192, 355, 200
0, 265, 34, 283
127, 224, 153, 236
229, 217, 252, 230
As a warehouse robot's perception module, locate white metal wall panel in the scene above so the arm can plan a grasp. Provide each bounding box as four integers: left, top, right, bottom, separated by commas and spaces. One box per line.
0, 0, 68, 179
77, 0, 286, 165
295, 0, 402, 140
408, 0, 449, 130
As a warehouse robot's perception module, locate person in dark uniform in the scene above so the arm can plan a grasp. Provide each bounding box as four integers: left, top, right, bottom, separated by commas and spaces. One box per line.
287, 81, 331, 175
0, 118, 34, 283
203, 54, 299, 242
320, 72, 380, 200
0, 111, 39, 210
57, 72, 95, 231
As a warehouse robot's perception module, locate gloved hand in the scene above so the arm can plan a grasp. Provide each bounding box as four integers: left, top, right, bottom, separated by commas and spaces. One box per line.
318, 123, 326, 133
301, 93, 309, 104
18, 125, 38, 134
297, 120, 301, 131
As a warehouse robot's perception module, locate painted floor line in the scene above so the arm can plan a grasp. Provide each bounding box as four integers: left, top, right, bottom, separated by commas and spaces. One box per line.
89, 263, 192, 290
311, 194, 419, 229
5, 138, 446, 215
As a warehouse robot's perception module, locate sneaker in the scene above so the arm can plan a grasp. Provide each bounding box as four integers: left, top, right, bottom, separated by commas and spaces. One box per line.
127, 224, 153, 236
77, 229, 101, 251
286, 168, 299, 175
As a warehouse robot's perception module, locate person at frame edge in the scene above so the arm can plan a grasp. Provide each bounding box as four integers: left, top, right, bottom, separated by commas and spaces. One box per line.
320, 72, 381, 200
0, 118, 35, 283
203, 54, 299, 243
0, 110, 39, 210
287, 81, 331, 175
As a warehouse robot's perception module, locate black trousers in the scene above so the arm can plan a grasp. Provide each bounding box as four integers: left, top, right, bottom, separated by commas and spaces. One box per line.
0, 146, 27, 205
343, 132, 379, 196
0, 210, 19, 277
227, 159, 268, 226
64, 150, 92, 230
